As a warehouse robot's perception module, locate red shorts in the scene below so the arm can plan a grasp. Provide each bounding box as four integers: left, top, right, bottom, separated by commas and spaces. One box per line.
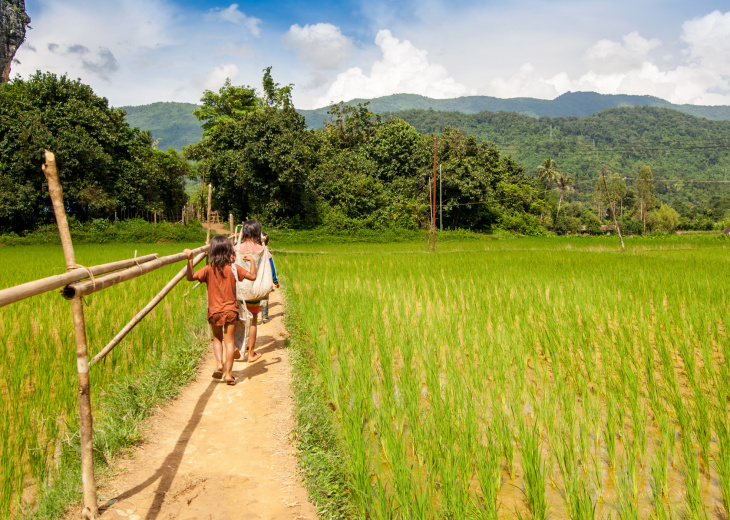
208, 310, 239, 326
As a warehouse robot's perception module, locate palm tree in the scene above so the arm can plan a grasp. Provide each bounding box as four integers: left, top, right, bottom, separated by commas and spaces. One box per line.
555, 171, 573, 220
537, 158, 560, 223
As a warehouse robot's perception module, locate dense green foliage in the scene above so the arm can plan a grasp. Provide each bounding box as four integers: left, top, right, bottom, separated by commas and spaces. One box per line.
119, 101, 201, 152
386, 106, 730, 223
0, 218, 207, 245
185, 73, 545, 234
0, 73, 192, 234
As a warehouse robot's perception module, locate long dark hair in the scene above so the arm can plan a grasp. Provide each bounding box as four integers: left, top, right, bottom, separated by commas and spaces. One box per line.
209, 235, 234, 276
242, 219, 262, 244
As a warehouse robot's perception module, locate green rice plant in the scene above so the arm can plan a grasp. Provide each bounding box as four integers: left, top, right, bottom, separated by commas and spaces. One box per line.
690, 381, 711, 474
277, 235, 730, 518
520, 420, 548, 520
681, 430, 709, 520
616, 442, 639, 520
605, 396, 618, 469
476, 434, 500, 520
714, 415, 730, 519
569, 483, 596, 520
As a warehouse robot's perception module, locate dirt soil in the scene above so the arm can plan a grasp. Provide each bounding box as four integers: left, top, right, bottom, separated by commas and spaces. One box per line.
82, 289, 318, 520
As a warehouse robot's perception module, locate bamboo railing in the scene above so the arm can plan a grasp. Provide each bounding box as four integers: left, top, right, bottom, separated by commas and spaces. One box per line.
0, 151, 213, 519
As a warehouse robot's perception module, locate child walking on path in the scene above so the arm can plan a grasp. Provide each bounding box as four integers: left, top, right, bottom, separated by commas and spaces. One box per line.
185, 236, 257, 385
260, 232, 280, 324
234, 219, 266, 362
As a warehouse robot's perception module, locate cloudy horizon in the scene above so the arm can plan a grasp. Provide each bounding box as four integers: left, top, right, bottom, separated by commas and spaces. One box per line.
12, 0, 730, 109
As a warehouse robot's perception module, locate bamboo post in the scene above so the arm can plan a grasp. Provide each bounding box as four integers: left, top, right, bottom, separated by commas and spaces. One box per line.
229, 213, 233, 235
601, 168, 626, 250
206, 183, 212, 245
42, 151, 98, 520
89, 250, 208, 366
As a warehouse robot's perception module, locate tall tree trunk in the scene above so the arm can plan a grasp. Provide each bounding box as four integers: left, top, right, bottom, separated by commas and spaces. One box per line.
556, 189, 564, 220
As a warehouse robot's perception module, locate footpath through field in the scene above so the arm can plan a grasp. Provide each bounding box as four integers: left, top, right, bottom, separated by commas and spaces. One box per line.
75, 289, 318, 520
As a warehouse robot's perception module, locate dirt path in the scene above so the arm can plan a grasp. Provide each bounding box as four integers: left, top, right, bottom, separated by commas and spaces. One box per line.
89, 289, 318, 520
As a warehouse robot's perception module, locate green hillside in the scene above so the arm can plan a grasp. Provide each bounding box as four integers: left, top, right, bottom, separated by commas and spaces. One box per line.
119, 101, 202, 151
118, 92, 730, 152
299, 91, 730, 129
387, 105, 730, 211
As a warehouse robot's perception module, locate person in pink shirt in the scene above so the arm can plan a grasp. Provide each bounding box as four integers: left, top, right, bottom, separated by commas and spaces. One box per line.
234, 219, 264, 362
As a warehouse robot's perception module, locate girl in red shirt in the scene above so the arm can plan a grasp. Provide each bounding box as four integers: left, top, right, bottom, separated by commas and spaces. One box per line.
185, 236, 256, 385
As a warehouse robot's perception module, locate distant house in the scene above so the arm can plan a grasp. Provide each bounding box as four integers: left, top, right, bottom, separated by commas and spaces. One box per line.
601, 224, 616, 235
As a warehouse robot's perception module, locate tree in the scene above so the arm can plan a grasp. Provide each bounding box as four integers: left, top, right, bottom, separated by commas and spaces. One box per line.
185, 69, 317, 225
608, 173, 627, 218
592, 177, 608, 222
537, 158, 560, 194
635, 164, 656, 233
555, 171, 573, 220
192, 78, 260, 135
649, 204, 680, 232
0, 72, 184, 233
537, 158, 560, 223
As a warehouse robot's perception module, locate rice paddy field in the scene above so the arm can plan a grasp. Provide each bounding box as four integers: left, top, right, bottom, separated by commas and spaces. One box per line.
0, 243, 208, 517
279, 234, 730, 520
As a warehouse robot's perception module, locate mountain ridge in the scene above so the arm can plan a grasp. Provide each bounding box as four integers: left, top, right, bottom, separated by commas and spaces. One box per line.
118, 92, 730, 151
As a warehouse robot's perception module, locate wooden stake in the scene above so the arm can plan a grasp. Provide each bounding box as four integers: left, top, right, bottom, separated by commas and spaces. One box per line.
42, 151, 98, 520
206, 183, 212, 244
229, 213, 233, 235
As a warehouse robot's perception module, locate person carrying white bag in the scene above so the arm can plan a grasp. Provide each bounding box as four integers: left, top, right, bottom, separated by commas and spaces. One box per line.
232, 219, 273, 362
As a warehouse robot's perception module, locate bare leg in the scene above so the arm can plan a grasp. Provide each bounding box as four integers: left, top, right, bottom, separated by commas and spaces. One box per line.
211, 324, 224, 372
247, 313, 261, 362
223, 322, 237, 382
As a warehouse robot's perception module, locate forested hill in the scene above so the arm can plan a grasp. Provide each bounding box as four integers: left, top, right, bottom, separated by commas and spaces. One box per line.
119, 102, 200, 151
388, 106, 730, 209
119, 92, 730, 152
299, 91, 730, 129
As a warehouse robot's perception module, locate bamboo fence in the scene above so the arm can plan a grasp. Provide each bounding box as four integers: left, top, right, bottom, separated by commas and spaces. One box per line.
0, 151, 211, 519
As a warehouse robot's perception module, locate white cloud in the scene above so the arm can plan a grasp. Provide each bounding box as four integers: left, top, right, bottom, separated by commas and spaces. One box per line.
681, 10, 730, 71
204, 64, 240, 92
14, 0, 176, 85
315, 29, 471, 107
585, 31, 660, 74
485, 10, 730, 106
283, 23, 354, 70
207, 4, 262, 37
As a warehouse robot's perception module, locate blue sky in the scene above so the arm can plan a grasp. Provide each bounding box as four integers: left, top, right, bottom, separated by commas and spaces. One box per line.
13, 0, 730, 109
